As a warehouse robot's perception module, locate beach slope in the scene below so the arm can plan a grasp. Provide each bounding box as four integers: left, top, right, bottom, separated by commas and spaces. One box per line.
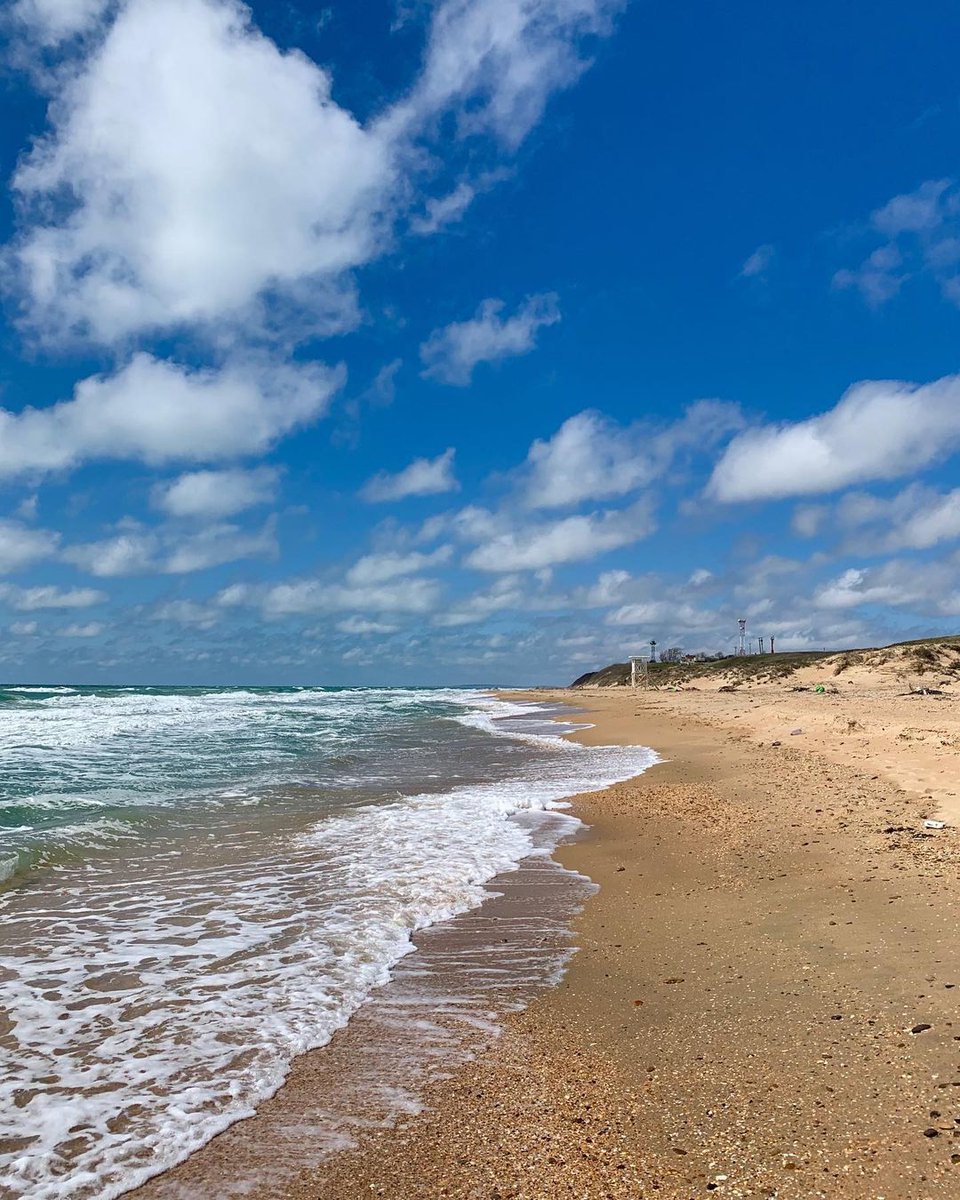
293, 683, 960, 1199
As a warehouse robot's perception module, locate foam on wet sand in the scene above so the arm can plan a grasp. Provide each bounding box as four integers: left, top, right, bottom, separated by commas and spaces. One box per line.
285, 685, 960, 1199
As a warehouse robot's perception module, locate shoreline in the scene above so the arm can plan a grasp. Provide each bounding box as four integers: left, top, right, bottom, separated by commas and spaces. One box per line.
124, 692, 640, 1200
288, 686, 960, 1199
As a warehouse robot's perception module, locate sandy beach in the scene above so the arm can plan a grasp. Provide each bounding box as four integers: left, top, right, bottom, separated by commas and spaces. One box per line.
284, 675, 960, 1200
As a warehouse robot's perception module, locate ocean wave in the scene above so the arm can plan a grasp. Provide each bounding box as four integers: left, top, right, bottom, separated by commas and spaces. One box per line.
0, 688, 658, 1199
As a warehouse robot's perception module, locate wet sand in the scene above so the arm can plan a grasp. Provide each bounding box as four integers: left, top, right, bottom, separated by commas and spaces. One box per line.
288, 687, 960, 1199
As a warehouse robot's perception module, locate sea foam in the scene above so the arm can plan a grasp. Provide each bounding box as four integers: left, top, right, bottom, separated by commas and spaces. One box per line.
0, 688, 657, 1200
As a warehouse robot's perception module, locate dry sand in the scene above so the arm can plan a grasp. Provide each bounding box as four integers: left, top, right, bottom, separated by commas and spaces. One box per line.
286, 682, 960, 1200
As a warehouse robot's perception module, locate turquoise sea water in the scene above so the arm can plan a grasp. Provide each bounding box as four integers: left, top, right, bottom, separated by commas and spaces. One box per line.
0, 686, 657, 1199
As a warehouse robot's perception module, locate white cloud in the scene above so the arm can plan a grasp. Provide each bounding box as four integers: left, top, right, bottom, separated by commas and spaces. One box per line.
0, 520, 59, 573
409, 169, 509, 235
708, 374, 960, 502
420, 294, 559, 385
833, 179, 960, 309
365, 359, 402, 407
214, 582, 254, 607
13, 0, 393, 344
869, 488, 960, 551
336, 616, 399, 635
521, 402, 743, 509
395, 0, 619, 149
409, 181, 478, 235
346, 546, 452, 586
0, 584, 106, 609
63, 531, 156, 577
153, 466, 280, 519
522, 411, 652, 508
791, 503, 827, 538
807, 483, 960, 554
813, 560, 960, 613
10, 620, 39, 635
739, 243, 774, 279
832, 245, 905, 307
60, 621, 104, 637
15, 495, 39, 521
263, 576, 442, 616
362, 448, 459, 502
10, 0, 110, 45
64, 520, 276, 576
162, 522, 276, 574
872, 179, 951, 238
606, 599, 717, 629
464, 499, 655, 571
151, 599, 219, 628
433, 575, 527, 625
11, 0, 618, 347
580, 568, 631, 605
0, 355, 341, 480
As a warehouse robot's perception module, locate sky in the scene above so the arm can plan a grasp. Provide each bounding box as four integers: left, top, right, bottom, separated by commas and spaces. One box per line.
1, 0, 960, 684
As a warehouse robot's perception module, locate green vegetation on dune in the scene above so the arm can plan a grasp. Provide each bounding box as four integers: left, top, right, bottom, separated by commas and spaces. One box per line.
570, 637, 960, 689
571, 651, 834, 689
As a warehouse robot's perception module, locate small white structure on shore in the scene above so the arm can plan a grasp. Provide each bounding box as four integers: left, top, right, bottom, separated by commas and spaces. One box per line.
629, 655, 649, 688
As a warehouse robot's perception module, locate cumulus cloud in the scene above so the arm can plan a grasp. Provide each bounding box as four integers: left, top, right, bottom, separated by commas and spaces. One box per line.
433, 575, 528, 625
708, 374, 960, 502
0, 520, 60, 573
802, 483, 960, 554
362, 448, 459, 501
153, 466, 280, 519
813, 558, 960, 615
420, 294, 559, 385
0, 584, 106, 609
867, 488, 960, 552
522, 411, 652, 508
151, 599, 220, 628
10, 0, 110, 45
464, 498, 655, 571
10, 620, 39, 635
579, 568, 631, 606
519, 402, 743, 509
346, 546, 452, 586
0, 355, 341, 480
64, 520, 276, 576
263, 576, 442, 616
60, 621, 104, 637
62, 531, 156, 577
163, 522, 277, 574
11, 0, 617, 347
336, 616, 399, 635
12, 0, 393, 344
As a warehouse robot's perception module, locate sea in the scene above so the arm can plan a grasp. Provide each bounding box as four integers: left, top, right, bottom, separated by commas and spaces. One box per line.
0, 685, 657, 1200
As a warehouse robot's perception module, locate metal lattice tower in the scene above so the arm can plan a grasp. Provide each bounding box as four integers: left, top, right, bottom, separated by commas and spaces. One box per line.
737, 618, 747, 656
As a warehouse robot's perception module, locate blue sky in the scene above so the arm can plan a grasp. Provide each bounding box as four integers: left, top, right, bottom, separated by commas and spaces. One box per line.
1, 0, 960, 684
